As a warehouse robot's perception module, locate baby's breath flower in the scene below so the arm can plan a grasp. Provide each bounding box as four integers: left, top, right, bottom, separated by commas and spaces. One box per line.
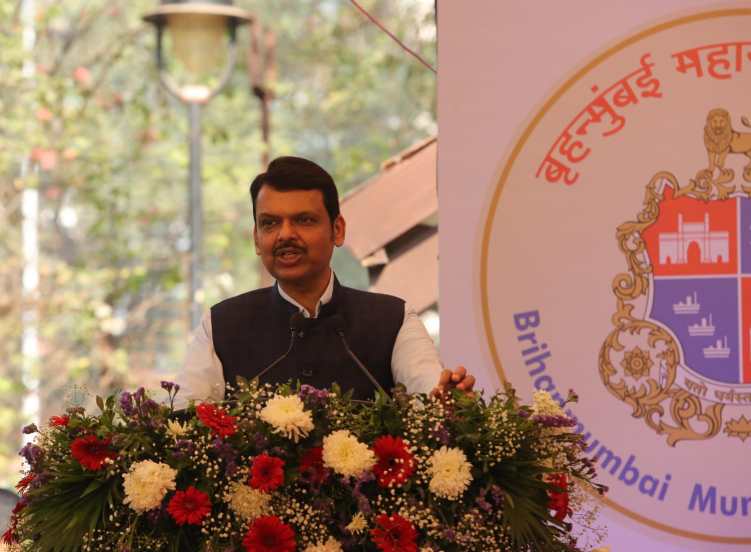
303, 537, 344, 552
427, 446, 473, 500
532, 390, 564, 416
226, 481, 271, 521
259, 394, 314, 442
322, 430, 375, 478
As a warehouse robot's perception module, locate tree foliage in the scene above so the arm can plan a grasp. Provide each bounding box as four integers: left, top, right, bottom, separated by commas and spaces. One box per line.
0, 0, 436, 486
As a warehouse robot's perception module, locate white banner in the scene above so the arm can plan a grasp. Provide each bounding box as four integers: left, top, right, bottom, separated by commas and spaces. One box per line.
438, 1, 751, 550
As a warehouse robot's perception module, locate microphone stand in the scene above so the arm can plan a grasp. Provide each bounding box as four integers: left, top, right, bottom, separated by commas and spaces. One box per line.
330, 315, 388, 397
255, 312, 305, 382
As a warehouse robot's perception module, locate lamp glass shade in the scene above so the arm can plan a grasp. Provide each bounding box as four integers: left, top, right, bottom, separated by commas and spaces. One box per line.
165, 13, 228, 79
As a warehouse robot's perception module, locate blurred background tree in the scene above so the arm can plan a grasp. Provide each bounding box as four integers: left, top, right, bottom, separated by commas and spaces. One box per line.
0, 0, 436, 486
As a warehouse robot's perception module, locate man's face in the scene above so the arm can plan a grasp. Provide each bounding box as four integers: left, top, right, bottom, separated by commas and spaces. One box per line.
253, 185, 345, 288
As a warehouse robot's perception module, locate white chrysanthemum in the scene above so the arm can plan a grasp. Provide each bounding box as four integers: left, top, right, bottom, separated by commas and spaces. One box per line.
345, 512, 368, 534
322, 430, 375, 477
532, 390, 564, 416
427, 446, 473, 500
226, 481, 271, 521
259, 394, 315, 442
122, 460, 177, 512
166, 419, 189, 439
303, 537, 344, 552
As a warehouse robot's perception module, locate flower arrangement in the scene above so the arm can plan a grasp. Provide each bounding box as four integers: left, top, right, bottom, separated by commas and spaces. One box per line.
4, 380, 606, 551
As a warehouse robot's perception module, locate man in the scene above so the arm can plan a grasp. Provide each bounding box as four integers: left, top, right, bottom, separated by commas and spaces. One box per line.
182, 156, 474, 401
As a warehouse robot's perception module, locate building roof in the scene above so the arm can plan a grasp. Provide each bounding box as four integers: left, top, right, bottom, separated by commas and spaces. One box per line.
370, 232, 438, 314
341, 136, 437, 261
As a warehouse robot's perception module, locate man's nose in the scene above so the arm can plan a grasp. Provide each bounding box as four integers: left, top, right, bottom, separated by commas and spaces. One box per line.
278, 218, 296, 239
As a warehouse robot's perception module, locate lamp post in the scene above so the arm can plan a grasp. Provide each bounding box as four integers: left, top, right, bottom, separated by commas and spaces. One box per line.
143, 1, 252, 329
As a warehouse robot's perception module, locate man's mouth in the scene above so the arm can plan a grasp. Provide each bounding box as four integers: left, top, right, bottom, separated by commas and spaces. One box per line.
274, 247, 304, 263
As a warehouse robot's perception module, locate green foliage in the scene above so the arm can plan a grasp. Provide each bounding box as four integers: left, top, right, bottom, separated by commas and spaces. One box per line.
24, 471, 120, 552
12, 382, 603, 551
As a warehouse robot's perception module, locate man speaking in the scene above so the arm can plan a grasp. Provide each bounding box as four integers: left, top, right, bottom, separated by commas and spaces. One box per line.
181, 156, 474, 401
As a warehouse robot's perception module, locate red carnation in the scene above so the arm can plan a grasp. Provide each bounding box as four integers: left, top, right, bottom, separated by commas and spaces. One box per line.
196, 403, 237, 438
167, 486, 212, 525
16, 473, 35, 493
249, 454, 285, 492
2, 526, 16, 545
370, 513, 418, 552
372, 435, 415, 488
49, 415, 69, 427
299, 447, 330, 485
242, 515, 296, 552
2, 501, 26, 544
70, 435, 115, 471
548, 473, 570, 521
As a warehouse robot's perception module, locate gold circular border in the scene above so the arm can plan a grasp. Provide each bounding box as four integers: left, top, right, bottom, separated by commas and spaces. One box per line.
480, 8, 751, 545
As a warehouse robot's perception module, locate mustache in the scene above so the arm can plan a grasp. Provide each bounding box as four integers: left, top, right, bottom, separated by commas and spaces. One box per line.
273, 242, 305, 256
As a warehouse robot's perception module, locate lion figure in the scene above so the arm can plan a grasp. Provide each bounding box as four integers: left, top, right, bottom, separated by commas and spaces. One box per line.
703, 108, 751, 183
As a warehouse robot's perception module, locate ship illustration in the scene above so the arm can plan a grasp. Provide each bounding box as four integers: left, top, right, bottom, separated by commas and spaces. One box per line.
688, 314, 715, 337
673, 292, 700, 315
703, 336, 731, 359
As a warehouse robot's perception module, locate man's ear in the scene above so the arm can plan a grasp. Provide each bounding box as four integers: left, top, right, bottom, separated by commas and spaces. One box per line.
252, 225, 261, 255
333, 215, 346, 247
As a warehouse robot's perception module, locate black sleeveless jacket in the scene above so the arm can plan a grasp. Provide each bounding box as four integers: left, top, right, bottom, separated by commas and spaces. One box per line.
210, 279, 404, 400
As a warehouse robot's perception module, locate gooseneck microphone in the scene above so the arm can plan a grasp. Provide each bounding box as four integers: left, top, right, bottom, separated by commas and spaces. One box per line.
329, 314, 387, 395
255, 311, 306, 382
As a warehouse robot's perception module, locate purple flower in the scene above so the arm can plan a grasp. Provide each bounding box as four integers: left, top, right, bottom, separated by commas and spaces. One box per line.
475, 496, 492, 512
489, 484, 505, 506
22, 424, 38, 434
19, 442, 43, 468
160, 381, 174, 393
253, 432, 269, 450
533, 415, 577, 428
30, 472, 49, 490
442, 528, 456, 542
119, 392, 136, 416
350, 472, 374, 515
174, 439, 195, 456
212, 438, 239, 476
432, 425, 450, 445
141, 399, 159, 415
299, 384, 329, 404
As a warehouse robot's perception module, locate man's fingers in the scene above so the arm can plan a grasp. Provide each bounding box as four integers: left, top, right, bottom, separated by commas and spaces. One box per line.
457, 375, 475, 391
439, 369, 452, 386
450, 366, 467, 382
430, 370, 452, 398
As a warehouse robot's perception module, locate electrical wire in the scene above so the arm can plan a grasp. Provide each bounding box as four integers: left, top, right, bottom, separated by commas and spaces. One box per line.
348, 0, 437, 74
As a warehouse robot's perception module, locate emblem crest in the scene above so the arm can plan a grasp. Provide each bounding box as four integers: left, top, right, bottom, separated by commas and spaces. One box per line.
600, 109, 751, 445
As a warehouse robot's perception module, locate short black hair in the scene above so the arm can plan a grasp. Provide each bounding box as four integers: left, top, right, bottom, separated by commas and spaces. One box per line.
249, 156, 340, 224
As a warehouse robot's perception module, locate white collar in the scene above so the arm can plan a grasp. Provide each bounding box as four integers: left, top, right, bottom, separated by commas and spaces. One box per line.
276, 270, 334, 319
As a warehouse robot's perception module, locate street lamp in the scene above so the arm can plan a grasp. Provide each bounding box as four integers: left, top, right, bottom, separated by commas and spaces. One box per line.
143, 1, 252, 329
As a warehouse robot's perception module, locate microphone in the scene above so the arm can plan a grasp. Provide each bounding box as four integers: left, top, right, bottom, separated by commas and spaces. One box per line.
255, 312, 306, 382
329, 314, 387, 396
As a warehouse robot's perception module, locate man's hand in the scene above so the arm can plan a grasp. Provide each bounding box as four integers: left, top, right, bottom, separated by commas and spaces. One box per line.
431, 365, 476, 397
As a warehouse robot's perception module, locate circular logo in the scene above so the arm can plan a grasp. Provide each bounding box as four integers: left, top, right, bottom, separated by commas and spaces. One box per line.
481, 9, 751, 543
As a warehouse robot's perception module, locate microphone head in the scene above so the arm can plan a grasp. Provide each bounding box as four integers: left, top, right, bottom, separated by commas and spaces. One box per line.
289, 311, 306, 331
329, 314, 346, 333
